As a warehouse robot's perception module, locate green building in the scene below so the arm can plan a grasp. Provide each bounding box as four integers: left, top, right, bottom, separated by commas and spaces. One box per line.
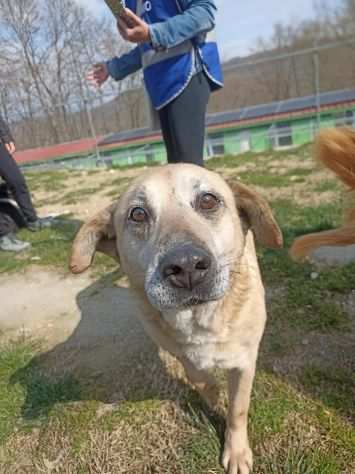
98, 89, 355, 167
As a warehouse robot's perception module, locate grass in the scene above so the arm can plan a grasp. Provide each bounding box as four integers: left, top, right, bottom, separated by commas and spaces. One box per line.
0, 216, 117, 276
0, 144, 355, 472
313, 179, 341, 193
60, 187, 103, 205
24, 170, 70, 193
2, 340, 352, 473
206, 144, 313, 171
239, 171, 298, 187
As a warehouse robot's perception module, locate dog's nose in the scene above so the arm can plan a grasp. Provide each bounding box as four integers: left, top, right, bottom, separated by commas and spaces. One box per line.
162, 246, 212, 290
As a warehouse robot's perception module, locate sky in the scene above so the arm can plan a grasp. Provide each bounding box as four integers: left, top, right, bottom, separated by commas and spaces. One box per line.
75, 0, 343, 60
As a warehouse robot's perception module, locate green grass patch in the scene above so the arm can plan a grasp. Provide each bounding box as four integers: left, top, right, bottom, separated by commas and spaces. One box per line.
0, 217, 117, 275
179, 370, 355, 473
260, 248, 352, 332
0, 339, 82, 438
283, 167, 313, 177
104, 177, 133, 198
0, 218, 78, 274
60, 187, 103, 205
25, 170, 70, 193
239, 171, 294, 187
0, 340, 37, 443
313, 179, 341, 193
258, 197, 353, 332
299, 367, 355, 419
206, 144, 313, 170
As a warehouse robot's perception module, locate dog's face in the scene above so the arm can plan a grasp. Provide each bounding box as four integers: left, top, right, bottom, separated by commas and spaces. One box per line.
115, 165, 244, 310
70, 164, 282, 311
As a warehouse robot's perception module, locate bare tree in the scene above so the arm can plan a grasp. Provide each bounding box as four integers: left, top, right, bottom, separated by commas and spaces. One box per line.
0, 0, 143, 149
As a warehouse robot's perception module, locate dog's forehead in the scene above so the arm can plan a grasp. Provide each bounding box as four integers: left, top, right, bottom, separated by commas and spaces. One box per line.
125, 165, 230, 206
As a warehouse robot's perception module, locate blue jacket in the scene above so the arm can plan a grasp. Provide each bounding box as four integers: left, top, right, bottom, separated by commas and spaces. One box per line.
106, 0, 223, 108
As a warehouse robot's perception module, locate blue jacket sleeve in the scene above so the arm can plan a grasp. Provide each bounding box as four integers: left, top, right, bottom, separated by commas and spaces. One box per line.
106, 46, 142, 81
149, 0, 217, 50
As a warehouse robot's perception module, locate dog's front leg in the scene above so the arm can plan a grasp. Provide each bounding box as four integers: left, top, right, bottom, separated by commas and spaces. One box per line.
222, 364, 255, 474
180, 357, 220, 409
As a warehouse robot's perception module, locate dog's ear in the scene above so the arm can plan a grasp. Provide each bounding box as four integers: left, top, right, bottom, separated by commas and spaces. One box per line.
228, 180, 283, 249
69, 203, 119, 274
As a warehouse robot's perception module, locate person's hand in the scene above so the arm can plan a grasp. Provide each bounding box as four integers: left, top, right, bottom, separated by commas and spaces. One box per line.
5, 141, 15, 154
118, 8, 151, 44
86, 63, 109, 88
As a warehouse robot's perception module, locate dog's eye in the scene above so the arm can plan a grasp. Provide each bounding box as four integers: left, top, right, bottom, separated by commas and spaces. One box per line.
199, 193, 220, 211
129, 207, 148, 223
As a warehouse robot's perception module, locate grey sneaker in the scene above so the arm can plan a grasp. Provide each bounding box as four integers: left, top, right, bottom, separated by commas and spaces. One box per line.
0, 233, 31, 252
27, 216, 54, 232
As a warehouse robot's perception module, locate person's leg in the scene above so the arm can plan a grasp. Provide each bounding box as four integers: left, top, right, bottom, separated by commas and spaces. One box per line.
0, 203, 30, 252
0, 143, 37, 223
0, 208, 16, 237
159, 72, 211, 166
158, 106, 175, 162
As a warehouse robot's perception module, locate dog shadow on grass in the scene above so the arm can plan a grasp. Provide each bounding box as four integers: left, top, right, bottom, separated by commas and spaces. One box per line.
10, 270, 226, 439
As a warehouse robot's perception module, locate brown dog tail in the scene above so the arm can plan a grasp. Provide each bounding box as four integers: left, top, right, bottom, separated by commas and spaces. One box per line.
290, 128, 355, 261
315, 127, 355, 190
290, 224, 355, 261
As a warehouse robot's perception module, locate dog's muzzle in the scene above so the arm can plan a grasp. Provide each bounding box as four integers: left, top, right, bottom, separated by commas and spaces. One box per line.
145, 243, 230, 311
160, 244, 212, 291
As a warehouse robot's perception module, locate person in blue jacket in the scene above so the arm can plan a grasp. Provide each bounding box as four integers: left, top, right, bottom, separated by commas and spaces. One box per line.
87, 0, 223, 167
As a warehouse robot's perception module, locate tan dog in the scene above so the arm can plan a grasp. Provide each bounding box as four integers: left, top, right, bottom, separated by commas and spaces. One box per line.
70, 164, 282, 474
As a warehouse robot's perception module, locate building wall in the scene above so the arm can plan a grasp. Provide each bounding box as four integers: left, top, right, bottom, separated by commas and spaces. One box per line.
250, 125, 271, 152
291, 117, 315, 146
205, 105, 355, 156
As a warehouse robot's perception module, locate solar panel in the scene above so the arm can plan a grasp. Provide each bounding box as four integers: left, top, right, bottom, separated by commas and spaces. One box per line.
243, 103, 278, 119
320, 89, 355, 105
207, 110, 243, 126
279, 96, 316, 113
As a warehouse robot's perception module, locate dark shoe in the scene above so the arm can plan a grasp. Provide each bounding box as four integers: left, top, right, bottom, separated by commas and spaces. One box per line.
0, 233, 31, 252
27, 216, 54, 232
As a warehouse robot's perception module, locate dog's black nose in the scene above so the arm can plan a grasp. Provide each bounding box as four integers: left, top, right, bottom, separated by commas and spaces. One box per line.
161, 246, 212, 290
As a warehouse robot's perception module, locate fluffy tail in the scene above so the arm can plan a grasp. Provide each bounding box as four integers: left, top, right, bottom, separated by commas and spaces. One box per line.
290, 224, 355, 260
315, 127, 355, 189
290, 127, 355, 261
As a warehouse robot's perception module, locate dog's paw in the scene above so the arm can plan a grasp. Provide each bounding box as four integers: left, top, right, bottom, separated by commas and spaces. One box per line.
222, 433, 253, 474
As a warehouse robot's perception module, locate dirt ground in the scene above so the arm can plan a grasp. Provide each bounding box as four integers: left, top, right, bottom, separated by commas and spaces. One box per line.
0, 266, 165, 395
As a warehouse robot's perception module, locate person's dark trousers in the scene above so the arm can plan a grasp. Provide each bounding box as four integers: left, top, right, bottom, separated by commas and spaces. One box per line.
0, 201, 24, 237
0, 143, 37, 224
0, 210, 16, 237
158, 72, 211, 167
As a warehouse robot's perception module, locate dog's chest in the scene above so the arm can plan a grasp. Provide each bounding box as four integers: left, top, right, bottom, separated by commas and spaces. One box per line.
162, 306, 251, 371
